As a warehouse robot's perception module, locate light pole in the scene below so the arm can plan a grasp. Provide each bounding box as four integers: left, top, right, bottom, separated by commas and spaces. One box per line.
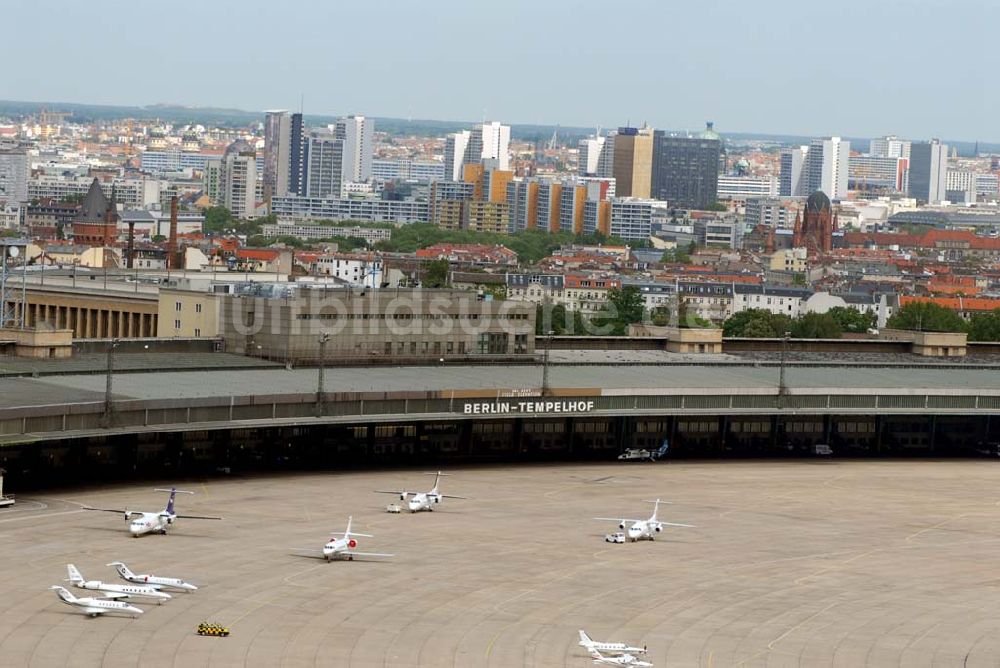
541, 330, 554, 397
777, 331, 791, 408
102, 338, 120, 427
316, 331, 330, 417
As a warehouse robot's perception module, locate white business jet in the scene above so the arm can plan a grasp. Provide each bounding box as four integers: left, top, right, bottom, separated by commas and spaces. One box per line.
50, 585, 143, 618
299, 516, 394, 561
67, 564, 171, 604
595, 499, 694, 542
589, 648, 653, 667
579, 630, 647, 656
108, 561, 198, 591
83, 487, 223, 536
375, 471, 468, 512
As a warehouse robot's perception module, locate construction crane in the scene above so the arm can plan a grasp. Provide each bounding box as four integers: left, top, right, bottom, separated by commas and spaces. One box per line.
546, 126, 559, 151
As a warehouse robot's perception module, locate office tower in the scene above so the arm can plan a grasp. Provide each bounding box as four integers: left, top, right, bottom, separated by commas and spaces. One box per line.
0, 148, 28, 205
203, 159, 222, 204
444, 131, 471, 181
289, 112, 308, 196
263, 111, 291, 201
779, 146, 809, 197
304, 131, 345, 198
803, 137, 849, 200
220, 140, 258, 219
650, 123, 722, 209
334, 116, 374, 182
471, 121, 510, 171
869, 135, 911, 160
908, 139, 948, 204
612, 126, 654, 198
578, 135, 613, 178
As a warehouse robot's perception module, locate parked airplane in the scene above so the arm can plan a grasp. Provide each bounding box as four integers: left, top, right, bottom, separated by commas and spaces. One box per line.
579, 630, 647, 655
66, 564, 171, 604
50, 585, 143, 618
108, 561, 198, 592
298, 516, 394, 561
595, 499, 694, 542
375, 471, 467, 512
83, 487, 222, 536
588, 648, 653, 666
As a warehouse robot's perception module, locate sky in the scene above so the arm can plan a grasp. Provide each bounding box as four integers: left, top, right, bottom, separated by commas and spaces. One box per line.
4, 0, 997, 141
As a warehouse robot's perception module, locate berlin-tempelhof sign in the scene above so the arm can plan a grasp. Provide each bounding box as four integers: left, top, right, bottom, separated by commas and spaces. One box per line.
462, 400, 596, 415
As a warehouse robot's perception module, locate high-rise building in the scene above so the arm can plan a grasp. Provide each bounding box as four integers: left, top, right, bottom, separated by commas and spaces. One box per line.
469, 121, 510, 171
203, 159, 222, 203
263, 111, 291, 201
869, 135, 911, 160
908, 139, 948, 204
612, 127, 654, 198
803, 137, 849, 200
0, 148, 28, 206
444, 131, 471, 181
779, 146, 809, 197
334, 116, 374, 183
578, 135, 613, 177
219, 140, 259, 219
650, 123, 722, 209
304, 131, 345, 198
289, 112, 308, 196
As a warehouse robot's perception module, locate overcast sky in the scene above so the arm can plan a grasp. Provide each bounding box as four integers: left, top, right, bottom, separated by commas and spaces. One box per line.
5, 0, 996, 141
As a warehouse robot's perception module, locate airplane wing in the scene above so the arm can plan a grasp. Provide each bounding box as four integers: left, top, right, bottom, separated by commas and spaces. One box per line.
439, 494, 468, 499
82, 506, 128, 514
594, 517, 641, 523
374, 490, 406, 496
289, 549, 327, 560
661, 522, 695, 528
82, 607, 107, 615
329, 532, 374, 538
171, 514, 223, 520
343, 551, 394, 558
101, 592, 130, 600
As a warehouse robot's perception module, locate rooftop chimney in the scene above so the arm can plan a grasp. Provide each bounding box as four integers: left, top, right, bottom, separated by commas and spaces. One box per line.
167, 195, 179, 270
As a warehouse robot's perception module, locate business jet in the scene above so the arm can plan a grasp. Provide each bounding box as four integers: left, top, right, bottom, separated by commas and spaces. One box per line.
108, 561, 198, 591
83, 487, 222, 536
595, 499, 694, 542
67, 564, 172, 604
588, 648, 653, 667
50, 585, 143, 618
579, 630, 647, 655
299, 516, 394, 561
375, 471, 468, 512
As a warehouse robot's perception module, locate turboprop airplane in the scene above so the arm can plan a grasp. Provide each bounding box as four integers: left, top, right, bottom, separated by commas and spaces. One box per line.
298, 516, 394, 561
66, 564, 171, 604
589, 648, 653, 667
595, 499, 694, 542
83, 487, 222, 536
579, 630, 647, 655
375, 471, 467, 512
108, 561, 198, 591
50, 585, 143, 618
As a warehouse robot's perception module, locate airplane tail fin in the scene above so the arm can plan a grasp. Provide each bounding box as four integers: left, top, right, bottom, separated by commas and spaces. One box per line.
108, 561, 134, 579
164, 487, 177, 514
51, 585, 75, 602
578, 629, 593, 647
345, 515, 353, 537
66, 564, 84, 584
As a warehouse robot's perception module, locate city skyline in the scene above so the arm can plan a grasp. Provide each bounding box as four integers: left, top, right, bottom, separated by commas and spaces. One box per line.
3, 0, 997, 142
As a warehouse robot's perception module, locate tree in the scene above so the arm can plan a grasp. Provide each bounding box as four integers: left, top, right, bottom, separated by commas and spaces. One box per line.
151, 234, 166, 242
422, 259, 450, 288
827, 306, 875, 334
887, 302, 967, 333
594, 286, 644, 335
203, 206, 232, 234
722, 309, 792, 338
968, 309, 1000, 341
791, 312, 842, 339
